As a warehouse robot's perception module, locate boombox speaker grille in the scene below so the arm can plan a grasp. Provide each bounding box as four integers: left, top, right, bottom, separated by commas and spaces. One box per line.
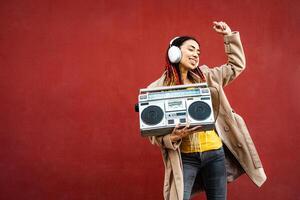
188, 101, 211, 121
141, 105, 164, 126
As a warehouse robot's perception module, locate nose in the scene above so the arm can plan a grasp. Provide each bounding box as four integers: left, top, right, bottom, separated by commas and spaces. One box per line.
192, 52, 199, 59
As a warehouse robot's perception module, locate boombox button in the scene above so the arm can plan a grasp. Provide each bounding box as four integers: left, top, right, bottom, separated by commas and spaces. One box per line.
180, 118, 186, 123
202, 89, 209, 93
168, 119, 175, 124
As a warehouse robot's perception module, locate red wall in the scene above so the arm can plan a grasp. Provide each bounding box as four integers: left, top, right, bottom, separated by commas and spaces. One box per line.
1, 0, 299, 199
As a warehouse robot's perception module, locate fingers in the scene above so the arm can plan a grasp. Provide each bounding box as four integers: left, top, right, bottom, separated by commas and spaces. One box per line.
171, 122, 204, 139
220, 21, 227, 30
171, 122, 188, 138
181, 125, 203, 137
173, 123, 179, 131
179, 123, 190, 138
181, 121, 190, 131
189, 125, 203, 132
213, 21, 225, 30
213, 21, 221, 30
213, 21, 230, 35
213, 21, 222, 28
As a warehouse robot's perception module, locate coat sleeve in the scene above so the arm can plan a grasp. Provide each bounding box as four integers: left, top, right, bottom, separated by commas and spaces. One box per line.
148, 134, 182, 150
205, 31, 246, 87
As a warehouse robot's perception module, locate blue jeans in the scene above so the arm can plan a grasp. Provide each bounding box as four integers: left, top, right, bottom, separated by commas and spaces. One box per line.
181, 147, 227, 200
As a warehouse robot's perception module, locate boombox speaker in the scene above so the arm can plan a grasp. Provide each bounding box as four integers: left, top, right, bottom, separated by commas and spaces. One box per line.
137, 83, 215, 137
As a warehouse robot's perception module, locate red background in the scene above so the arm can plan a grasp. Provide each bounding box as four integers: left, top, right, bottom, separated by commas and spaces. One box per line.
1, 0, 299, 199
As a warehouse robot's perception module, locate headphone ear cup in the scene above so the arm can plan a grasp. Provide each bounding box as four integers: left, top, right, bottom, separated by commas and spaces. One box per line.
168, 46, 182, 63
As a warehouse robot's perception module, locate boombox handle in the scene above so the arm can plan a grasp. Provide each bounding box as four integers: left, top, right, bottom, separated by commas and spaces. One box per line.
140, 83, 208, 94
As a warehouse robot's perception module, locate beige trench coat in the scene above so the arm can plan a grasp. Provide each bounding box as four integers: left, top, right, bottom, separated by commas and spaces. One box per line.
147, 32, 267, 200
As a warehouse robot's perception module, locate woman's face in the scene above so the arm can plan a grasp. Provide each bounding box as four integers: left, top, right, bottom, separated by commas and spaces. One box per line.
179, 39, 200, 70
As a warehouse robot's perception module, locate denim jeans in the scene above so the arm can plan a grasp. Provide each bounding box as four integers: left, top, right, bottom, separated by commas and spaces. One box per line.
181, 146, 227, 200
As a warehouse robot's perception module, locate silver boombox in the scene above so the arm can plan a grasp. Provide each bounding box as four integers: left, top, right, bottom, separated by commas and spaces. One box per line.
138, 83, 215, 137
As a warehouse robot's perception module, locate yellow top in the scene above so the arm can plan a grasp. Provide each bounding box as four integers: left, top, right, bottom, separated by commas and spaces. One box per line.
180, 129, 222, 153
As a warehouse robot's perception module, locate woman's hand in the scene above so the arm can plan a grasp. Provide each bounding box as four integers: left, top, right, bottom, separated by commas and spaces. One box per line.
169, 123, 202, 142
213, 21, 232, 35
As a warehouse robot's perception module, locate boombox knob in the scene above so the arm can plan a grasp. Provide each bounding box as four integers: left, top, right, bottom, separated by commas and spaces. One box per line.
135, 103, 139, 112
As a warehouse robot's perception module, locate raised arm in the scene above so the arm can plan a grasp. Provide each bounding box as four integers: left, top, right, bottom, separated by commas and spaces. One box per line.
202, 21, 246, 87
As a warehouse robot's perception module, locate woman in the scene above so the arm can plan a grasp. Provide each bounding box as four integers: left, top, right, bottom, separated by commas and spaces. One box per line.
147, 21, 267, 200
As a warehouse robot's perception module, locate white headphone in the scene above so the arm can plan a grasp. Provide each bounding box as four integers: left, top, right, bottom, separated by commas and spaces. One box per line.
168, 36, 182, 64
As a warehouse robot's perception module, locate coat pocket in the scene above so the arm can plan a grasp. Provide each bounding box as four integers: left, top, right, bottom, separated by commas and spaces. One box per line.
233, 113, 262, 169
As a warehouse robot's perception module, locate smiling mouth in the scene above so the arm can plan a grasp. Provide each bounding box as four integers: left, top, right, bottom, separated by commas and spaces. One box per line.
189, 58, 197, 65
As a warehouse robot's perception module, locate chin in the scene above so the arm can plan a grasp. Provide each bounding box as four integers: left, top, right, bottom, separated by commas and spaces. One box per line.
188, 65, 198, 70
180, 63, 198, 71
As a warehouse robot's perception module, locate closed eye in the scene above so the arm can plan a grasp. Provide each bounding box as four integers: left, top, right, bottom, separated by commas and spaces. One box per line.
188, 45, 200, 55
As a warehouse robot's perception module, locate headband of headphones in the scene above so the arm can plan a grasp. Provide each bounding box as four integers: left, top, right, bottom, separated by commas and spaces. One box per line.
169, 36, 180, 46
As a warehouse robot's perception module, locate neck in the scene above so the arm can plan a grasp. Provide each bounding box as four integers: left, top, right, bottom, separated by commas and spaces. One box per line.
179, 65, 189, 84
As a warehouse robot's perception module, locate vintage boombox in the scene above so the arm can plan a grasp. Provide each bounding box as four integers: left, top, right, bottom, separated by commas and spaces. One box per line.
137, 83, 215, 137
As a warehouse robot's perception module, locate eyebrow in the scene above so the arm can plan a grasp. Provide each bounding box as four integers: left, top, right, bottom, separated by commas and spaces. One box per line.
188, 45, 200, 52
